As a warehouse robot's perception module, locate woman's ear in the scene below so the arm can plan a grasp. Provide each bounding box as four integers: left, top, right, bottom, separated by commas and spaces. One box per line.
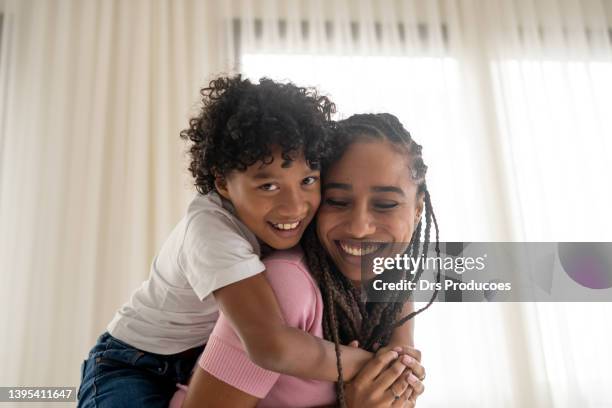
414, 191, 425, 226
214, 174, 231, 201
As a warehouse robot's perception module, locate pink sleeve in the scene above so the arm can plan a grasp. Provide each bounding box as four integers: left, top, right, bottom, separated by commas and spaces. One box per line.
197, 254, 319, 398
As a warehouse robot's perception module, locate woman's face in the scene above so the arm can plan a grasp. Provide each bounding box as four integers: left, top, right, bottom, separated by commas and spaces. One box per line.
316, 139, 424, 283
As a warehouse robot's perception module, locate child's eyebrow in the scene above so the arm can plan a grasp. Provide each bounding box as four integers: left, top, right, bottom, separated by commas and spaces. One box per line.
253, 172, 274, 180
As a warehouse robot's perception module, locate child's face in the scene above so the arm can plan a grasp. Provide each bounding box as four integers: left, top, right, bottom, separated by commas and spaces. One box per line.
216, 146, 321, 250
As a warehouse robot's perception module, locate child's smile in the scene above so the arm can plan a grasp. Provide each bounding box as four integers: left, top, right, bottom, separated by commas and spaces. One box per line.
216, 145, 321, 250
268, 218, 306, 238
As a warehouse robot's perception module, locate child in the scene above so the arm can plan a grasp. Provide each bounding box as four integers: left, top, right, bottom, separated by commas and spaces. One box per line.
77, 76, 374, 408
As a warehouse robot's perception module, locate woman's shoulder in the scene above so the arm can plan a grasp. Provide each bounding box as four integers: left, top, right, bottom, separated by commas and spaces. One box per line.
262, 247, 321, 328
262, 247, 314, 283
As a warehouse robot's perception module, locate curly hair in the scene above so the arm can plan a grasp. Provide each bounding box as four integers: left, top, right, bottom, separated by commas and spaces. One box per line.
180, 75, 336, 194
302, 113, 441, 407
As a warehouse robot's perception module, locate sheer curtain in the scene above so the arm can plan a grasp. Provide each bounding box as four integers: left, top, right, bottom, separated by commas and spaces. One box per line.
485, 1, 612, 406
1, 1, 611, 407
0, 0, 228, 392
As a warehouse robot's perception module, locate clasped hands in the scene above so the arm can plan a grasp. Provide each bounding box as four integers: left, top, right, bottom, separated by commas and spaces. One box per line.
344, 342, 425, 408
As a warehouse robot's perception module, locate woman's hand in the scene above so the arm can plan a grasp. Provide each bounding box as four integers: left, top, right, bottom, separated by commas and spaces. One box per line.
342, 347, 406, 407
344, 345, 425, 408
391, 345, 426, 407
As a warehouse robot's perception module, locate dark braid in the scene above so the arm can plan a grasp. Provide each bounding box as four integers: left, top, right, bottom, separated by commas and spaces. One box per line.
382, 190, 442, 335
302, 228, 353, 407
302, 113, 441, 407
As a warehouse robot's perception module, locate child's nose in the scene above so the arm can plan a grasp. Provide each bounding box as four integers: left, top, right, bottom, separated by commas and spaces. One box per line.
276, 187, 308, 218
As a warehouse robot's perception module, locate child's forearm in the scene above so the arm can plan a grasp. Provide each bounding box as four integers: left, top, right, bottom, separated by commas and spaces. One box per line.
273, 301, 415, 381
213, 273, 373, 382
256, 325, 373, 382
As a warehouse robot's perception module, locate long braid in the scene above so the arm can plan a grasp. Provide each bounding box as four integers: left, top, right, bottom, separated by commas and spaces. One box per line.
302, 112, 441, 406
322, 271, 347, 407
365, 213, 424, 347
366, 191, 430, 348
303, 226, 357, 407
304, 229, 360, 341
383, 191, 441, 332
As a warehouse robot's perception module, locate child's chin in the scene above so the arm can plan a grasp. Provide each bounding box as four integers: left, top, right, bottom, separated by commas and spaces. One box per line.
267, 237, 301, 250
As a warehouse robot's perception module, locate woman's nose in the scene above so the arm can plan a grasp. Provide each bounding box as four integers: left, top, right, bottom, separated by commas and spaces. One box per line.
346, 205, 376, 238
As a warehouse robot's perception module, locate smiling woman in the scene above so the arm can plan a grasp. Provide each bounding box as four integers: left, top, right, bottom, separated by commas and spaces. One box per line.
316, 139, 425, 283
301, 113, 441, 403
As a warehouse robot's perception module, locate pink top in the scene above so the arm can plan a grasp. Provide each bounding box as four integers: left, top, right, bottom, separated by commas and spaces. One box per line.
169, 248, 335, 407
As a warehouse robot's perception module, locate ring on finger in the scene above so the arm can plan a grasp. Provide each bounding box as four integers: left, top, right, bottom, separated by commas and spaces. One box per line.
390, 386, 401, 401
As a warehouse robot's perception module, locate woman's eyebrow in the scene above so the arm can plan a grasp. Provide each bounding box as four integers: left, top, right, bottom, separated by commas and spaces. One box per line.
371, 186, 405, 196
323, 182, 351, 191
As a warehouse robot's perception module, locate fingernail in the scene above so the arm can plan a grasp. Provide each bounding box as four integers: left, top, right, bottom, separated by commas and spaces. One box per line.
393, 346, 403, 353
407, 373, 418, 384
391, 351, 399, 359
402, 355, 415, 365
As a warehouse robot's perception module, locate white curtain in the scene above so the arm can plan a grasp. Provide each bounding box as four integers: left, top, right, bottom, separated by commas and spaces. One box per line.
484, 1, 612, 406
0, 0, 229, 393
1, 1, 611, 407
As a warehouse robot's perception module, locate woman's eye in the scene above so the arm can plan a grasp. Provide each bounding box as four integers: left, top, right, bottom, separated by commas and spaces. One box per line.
374, 201, 399, 210
302, 176, 320, 186
259, 183, 279, 191
325, 198, 349, 207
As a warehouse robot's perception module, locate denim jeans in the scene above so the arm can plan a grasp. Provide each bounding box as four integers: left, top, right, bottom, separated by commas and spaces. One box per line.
77, 332, 204, 408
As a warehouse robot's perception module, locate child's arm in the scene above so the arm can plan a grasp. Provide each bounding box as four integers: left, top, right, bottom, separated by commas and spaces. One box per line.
213, 272, 372, 382
388, 300, 415, 348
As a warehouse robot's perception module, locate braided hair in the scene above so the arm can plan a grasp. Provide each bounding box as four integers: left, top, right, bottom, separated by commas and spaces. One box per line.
302, 113, 441, 407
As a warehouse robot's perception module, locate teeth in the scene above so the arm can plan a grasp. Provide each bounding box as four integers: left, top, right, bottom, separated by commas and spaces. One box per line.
339, 241, 382, 256
272, 221, 300, 230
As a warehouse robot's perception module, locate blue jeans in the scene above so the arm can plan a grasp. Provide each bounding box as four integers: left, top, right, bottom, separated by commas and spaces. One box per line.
77, 332, 204, 408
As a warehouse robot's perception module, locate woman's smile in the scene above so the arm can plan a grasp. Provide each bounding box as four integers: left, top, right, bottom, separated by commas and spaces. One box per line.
317, 139, 424, 282
337, 240, 386, 256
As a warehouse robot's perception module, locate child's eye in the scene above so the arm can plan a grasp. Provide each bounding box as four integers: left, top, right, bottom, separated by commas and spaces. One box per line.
259, 183, 279, 191
302, 176, 320, 186
325, 198, 349, 207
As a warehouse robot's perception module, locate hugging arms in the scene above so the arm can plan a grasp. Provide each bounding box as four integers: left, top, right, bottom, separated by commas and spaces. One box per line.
176, 253, 425, 408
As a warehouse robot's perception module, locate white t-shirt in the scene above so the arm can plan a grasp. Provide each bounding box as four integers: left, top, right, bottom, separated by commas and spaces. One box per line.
107, 192, 266, 355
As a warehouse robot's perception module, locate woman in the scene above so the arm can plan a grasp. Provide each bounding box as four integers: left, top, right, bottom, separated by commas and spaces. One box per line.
173, 113, 440, 407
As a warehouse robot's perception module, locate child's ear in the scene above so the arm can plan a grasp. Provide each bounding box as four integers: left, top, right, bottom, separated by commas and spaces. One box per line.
214, 174, 231, 200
